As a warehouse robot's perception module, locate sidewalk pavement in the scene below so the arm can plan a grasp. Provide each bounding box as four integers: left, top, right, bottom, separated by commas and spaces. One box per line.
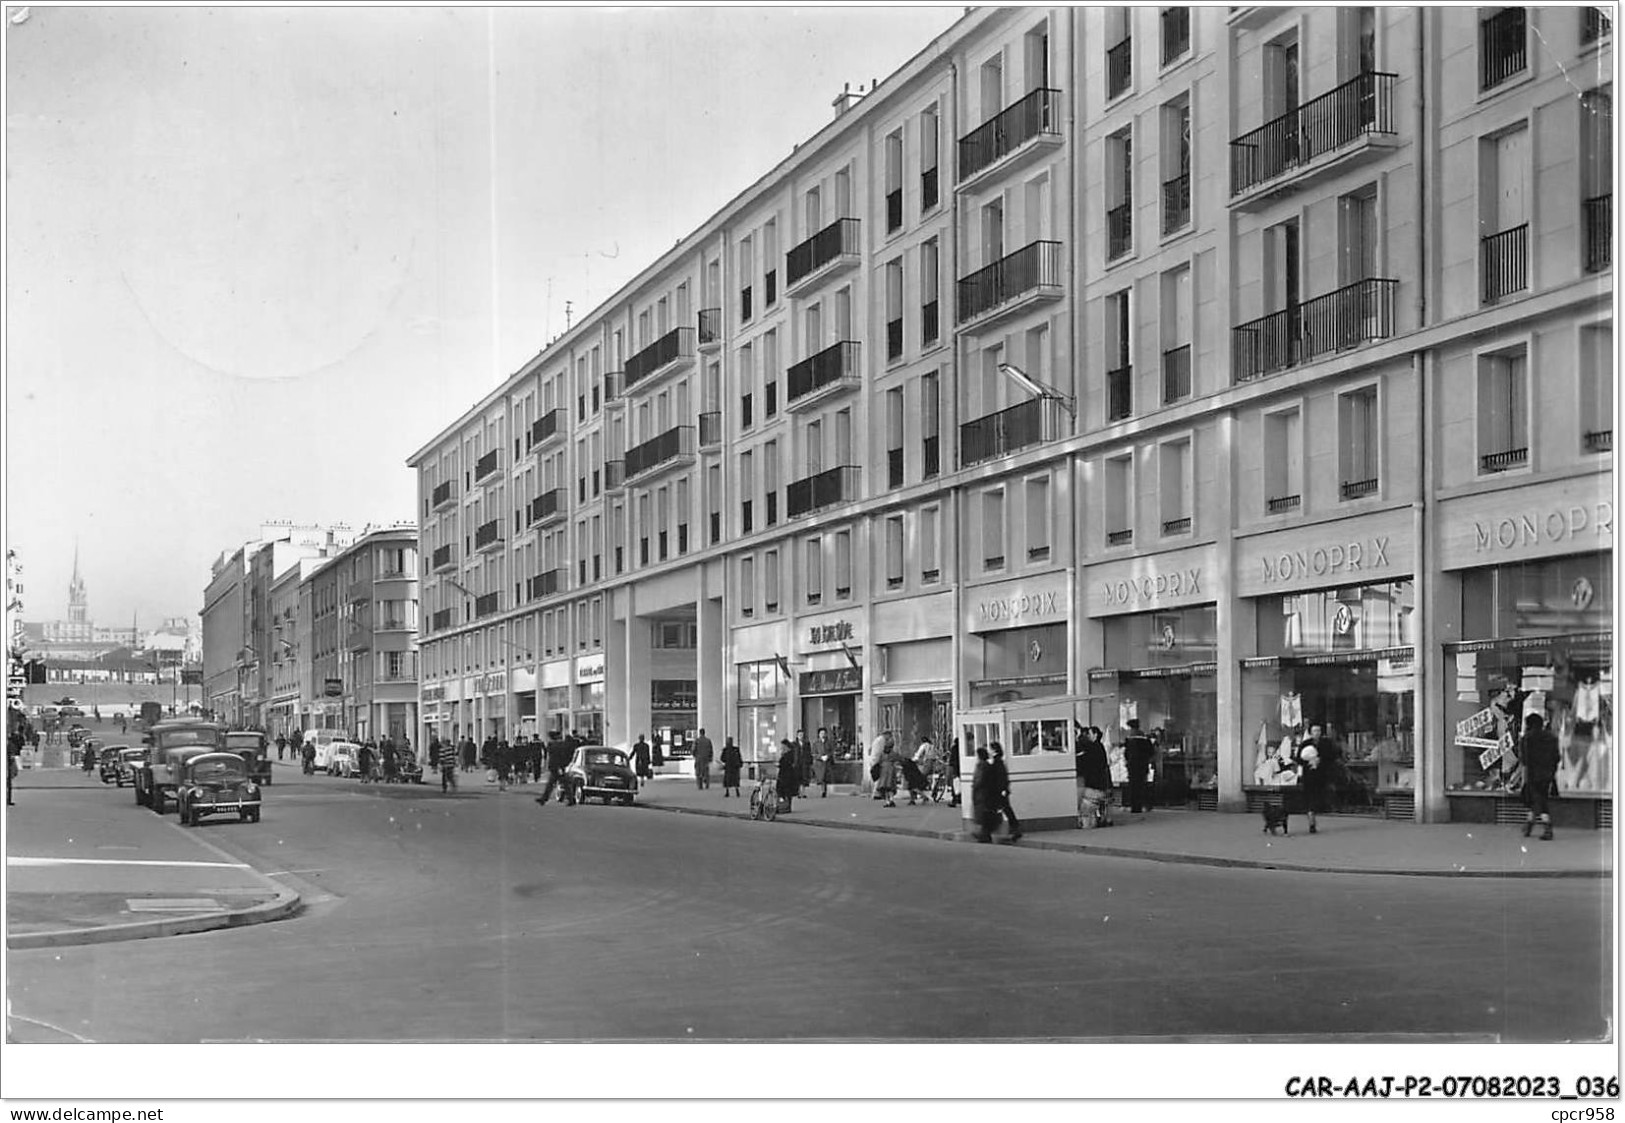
626, 772, 1615, 879
5, 765, 300, 950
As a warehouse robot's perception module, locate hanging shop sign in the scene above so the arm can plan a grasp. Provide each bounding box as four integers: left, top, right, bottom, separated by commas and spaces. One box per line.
323, 678, 344, 697
800, 666, 863, 696
574, 655, 606, 684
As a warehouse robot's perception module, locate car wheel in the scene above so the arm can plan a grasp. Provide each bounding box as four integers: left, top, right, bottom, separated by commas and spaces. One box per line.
239, 809, 250, 822
151, 792, 165, 815
619, 796, 633, 806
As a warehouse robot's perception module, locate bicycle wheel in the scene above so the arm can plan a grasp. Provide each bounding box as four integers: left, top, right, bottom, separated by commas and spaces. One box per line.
763, 790, 779, 821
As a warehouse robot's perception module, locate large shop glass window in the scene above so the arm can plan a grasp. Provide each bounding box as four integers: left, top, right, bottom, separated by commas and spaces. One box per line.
1095, 606, 1220, 797
737, 659, 789, 765
1242, 580, 1417, 808
1447, 553, 1613, 796
967, 622, 1068, 706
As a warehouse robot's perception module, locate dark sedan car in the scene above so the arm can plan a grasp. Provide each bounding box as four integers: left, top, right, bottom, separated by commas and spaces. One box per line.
564, 746, 638, 805
176, 752, 262, 826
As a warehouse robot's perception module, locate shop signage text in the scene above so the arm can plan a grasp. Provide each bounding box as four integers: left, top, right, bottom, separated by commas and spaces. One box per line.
324, 678, 343, 697
807, 620, 856, 646
976, 589, 1062, 626
1102, 568, 1203, 608
1261, 537, 1390, 585
575, 656, 605, 684
800, 667, 863, 696
421, 685, 444, 703
1473, 502, 1614, 555
477, 672, 507, 696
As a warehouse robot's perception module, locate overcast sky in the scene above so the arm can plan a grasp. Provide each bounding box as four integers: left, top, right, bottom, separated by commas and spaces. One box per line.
4, 4, 962, 630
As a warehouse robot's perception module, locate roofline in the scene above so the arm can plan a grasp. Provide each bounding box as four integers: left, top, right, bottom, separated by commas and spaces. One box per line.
407, 4, 991, 466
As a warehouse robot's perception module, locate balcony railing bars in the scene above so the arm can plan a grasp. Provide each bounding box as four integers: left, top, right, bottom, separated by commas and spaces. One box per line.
1162, 7, 1190, 65
431, 481, 454, 508
1341, 477, 1380, 500
698, 411, 722, 448
1480, 447, 1529, 473
1583, 6, 1612, 42
786, 466, 860, 519
474, 449, 500, 481
698, 308, 721, 346
1107, 202, 1133, 259
528, 489, 563, 526
1163, 345, 1192, 402
922, 435, 940, 479
956, 240, 1063, 322
1162, 517, 1192, 536
786, 340, 860, 403
1231, 277, 1397, 382
1230, 72, 1396, 195
1584, 194, 1612, 273
530, 408, 563, 447
1266, 494, 1302, 514
1480, 7, 1527, 90
1107, 365, 1133, 421
1107, 37, 1133, 99
1108, 529, 1135, 547
474, 592, 501, 618
474, 520, 502, 550
624, 425, 696, 479
785, 217, 860, 287
432, 545, 454, 570
1584, 429, 1614, 453
1481, 224, 1529, 304
960, 398, 1046, 467
957, 87, 1061, 182
1162, 172, 1191, 233
625, 327, 695, 389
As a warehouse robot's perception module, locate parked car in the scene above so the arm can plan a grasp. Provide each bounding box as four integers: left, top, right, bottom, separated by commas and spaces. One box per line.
97, 743, 132, 784
59, 706, 84, 720
106, 746, 148, 787
135, 721, 227, 812
564, 746, 638, 805
326, 742, 362, 777
225, 730, 274, 785
176, 752, 262, 826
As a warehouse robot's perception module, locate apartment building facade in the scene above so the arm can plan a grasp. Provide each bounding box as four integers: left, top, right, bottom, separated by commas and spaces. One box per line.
410, 6, 1612, 827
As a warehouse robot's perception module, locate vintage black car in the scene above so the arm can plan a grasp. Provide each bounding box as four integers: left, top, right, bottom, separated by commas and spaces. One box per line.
135, 721, 227, 812
176, 752, 262, 826
98, 744, 136, 785
564, 746, 638, 805
225, 730, 274, 785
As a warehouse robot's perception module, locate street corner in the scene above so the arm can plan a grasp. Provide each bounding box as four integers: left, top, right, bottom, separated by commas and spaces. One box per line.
6, 887, 299, 950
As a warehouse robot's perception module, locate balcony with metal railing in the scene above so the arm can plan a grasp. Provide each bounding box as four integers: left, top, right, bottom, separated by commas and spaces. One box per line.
605, 459, 625, 493
1107, 202, 1133, 260
1107, 528, 1135, 547
956, 240, 1063, 329
957, 87, 1063, 186
1107, 365, 1133, 422
1267, 494, 1302, 515
624, 327, 696, 393
528, 487, 566, 528
1481, 224, 1528, 304
529, 408, 564, 451
1340, 477, 1380, 500
698, 411, 722, 450
786, 340, 862, 413
473, 449, 500, 483
1162, 7, 1190, 65
785, 217, 861, 296
1585, 194, 1611, 273
431, 480, 456, 511
1162, 345, 1192, 403
474, 519, 504, 555
1162, 516, 1192, 537
1480, 447, 1529, 474
526, 569, 564, 601
1162, 172, 1190, 234
1230, 72, 1398, 206
473, 592, 501, 619
787, 465, 860, 520
959, 397, 1066, 467
604, 370, 626, 410
698, 308, 722, 352
1106, 37, 1132, 99
431, 607, 454, 631
1585, 429, 1613, 454
432, 545, 456, 572
1480, 7, 1527, 91
1583, 5, 1612, 43
1231, 277, 1398, 383
624, 425, 696, 484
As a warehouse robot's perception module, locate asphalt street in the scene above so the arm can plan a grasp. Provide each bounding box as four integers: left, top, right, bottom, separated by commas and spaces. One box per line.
5, 768, 1612, 1044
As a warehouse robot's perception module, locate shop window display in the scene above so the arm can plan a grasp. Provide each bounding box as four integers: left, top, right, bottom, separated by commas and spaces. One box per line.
736, 659, 788, 766
1446, 554, 1613, 796
1242, 580, 1416, 812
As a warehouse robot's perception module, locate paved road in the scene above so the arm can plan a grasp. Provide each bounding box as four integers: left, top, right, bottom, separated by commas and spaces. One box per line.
5, 771, 1611, 1044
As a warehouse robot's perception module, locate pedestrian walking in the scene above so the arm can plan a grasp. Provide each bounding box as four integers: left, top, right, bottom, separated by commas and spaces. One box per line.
651, 733, 666, 771
970, 746, 996, 842
538, 732, 573, 805
874, 742, 901, 807
436, 736, 458, 793
948, 737, 962, 807
1075, 723, 1114, 829
908, 737, 939, 805
794, 729, 814, 797
691, 727, 715, 790
632, 734, 652, 780
357, 741, 375, 783
775, 739, 800, 813
866, 729, 894, 798
720, 736, 743, 797
1520, 713, 1561, 841
1297, 722, 1335, 834
1123, 719, 1155, 814
301, 739, 316, 775
989, 743, 1023, 841
276, 734, 287, 762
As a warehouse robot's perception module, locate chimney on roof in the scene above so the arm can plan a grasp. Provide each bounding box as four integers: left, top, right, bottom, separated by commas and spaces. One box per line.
832, 81, 868, 119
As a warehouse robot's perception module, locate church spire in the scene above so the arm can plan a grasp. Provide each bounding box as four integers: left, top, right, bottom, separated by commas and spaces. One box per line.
68, 540, 88, 626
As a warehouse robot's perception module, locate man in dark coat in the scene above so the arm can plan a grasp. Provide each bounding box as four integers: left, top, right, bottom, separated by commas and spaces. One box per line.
1075, 723, 1114, 828
720, 736, 743, 797
436, 735, 458, 793
1519, 712, 1561, 841
691, 727, 715, 790
794, 729, 815, 797
970, 746, 995, 842
632, 734, 652, 780
775, 739, 800, 812
1123, 719, 1156, 813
